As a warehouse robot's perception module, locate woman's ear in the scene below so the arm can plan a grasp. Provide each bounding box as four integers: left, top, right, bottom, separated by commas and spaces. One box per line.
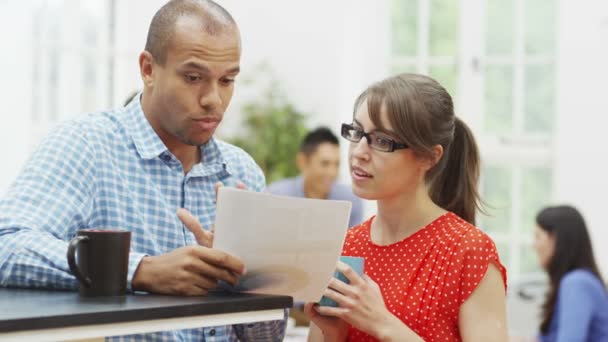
421, 145, 444, 171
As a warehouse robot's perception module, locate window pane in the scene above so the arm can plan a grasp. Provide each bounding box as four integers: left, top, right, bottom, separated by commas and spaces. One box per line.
484, 65, 513, 135
525, 0, 556, 55
486, 0, 513, 56
521, 167, 552, 235
524, 64, 555, 134
429, 0, 458, 56
481, 165, 512, 233
495, 241, 510, 267
429, 64, 457, 100
391, 0, 418, 56
520, 243, 541, 274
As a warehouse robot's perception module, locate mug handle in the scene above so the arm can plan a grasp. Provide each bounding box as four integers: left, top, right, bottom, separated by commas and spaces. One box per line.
67, 236, 92, 288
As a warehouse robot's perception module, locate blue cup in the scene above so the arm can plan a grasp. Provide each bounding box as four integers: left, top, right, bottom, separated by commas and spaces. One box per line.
319, 256, 365, 307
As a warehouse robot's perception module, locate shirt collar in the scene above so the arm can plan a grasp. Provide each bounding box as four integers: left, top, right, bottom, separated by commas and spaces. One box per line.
121, 94, 233, 176
191, 138, 233, 178
122, 94, 168, 160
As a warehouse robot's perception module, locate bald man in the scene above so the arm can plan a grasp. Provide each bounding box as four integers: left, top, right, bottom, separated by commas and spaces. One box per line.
0, 0, 286, 340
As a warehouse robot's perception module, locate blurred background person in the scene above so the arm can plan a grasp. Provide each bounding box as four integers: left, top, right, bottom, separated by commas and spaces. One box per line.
533, 205, 608, 342
267, 127, 363, 228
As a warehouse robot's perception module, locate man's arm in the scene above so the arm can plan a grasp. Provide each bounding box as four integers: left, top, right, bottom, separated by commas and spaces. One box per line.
0, 122, 146, 290
0, 122, 96, 289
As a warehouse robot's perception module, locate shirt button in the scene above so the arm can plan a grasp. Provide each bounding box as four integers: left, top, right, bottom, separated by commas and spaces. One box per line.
209, 329, 216, 336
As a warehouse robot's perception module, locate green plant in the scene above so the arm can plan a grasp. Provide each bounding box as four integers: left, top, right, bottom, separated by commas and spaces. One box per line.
228, 68, 309, 184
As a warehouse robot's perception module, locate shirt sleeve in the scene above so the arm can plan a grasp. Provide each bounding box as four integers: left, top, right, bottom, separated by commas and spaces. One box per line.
0, 121, 146, 290
455, 228, 507, 306
555, 271, 596, 342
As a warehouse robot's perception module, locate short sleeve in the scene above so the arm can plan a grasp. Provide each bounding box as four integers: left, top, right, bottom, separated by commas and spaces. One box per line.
454, 229, 507, 305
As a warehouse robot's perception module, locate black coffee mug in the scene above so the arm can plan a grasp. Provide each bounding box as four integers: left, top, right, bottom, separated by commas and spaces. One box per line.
67, 229, 131, 297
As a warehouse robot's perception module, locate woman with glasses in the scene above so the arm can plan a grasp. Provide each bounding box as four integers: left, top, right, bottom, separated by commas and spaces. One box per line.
305, 73, 508, 341
533, 205, 608, 342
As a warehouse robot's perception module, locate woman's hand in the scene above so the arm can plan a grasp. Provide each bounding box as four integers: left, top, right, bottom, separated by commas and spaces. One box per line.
311, 261, 422, 341
304, 303, 348, 342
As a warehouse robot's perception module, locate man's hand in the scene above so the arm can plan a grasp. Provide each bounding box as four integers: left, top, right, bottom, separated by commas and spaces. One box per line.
215, 181, 247, 197
132, 245, 245, 296
178, 208, 214, 247
132, 181, 249, 296
176, 181, 247, 248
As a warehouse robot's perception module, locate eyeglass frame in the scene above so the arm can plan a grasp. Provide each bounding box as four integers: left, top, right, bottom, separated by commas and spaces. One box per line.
340, 123, 408, 152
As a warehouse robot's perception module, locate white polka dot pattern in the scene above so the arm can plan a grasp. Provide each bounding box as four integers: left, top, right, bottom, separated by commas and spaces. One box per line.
342, 212, 507, 342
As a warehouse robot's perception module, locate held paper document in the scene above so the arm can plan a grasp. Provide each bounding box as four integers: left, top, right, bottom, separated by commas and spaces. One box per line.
213, 187, 352, 302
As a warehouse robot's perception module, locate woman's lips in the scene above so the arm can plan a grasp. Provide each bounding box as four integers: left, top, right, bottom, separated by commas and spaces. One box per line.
351, 166, 372, 181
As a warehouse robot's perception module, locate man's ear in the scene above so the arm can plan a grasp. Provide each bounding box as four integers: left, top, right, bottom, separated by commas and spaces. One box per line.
296, 152, 308, 173
139, 51, 156, 88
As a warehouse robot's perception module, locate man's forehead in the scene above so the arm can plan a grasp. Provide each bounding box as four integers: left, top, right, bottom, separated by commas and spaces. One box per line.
168, 40, 241, 67
167, 16, 241, 61
312, 143, 340, 157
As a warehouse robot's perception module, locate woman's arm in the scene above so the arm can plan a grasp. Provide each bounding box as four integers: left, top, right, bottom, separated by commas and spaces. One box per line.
459, 264, 509, 342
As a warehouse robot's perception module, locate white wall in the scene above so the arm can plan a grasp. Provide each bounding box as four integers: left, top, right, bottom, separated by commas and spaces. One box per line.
0, 2, 35, 192
555, 0, 608, 277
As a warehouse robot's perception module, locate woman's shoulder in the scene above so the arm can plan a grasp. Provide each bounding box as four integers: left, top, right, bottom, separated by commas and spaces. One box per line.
560, 269, 606, 293
441, 212, 496, 248
442, 213, 508, 294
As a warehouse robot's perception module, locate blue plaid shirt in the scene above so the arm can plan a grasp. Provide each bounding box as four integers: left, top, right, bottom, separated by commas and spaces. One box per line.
0, 97, 287, 341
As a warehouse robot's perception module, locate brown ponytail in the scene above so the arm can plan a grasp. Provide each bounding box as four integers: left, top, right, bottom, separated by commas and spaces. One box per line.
356, 73, 483, 224
428, 117, 482, 224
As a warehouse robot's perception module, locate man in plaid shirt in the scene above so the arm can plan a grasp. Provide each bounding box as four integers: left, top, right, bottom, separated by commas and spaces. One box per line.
0, 0, 287, 340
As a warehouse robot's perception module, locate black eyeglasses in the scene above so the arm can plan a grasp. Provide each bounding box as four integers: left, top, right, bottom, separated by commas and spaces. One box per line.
341, 123, 408, 152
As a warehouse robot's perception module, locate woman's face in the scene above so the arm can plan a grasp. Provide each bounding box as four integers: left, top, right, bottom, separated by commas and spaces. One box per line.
533, 225, 556, 269
348, 101, 429, 201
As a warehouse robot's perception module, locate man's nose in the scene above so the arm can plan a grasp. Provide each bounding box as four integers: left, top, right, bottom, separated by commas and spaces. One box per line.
200, 83, 222, 109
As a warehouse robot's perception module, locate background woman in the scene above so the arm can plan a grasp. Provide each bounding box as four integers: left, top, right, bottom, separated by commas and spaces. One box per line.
534, 205, 608, 341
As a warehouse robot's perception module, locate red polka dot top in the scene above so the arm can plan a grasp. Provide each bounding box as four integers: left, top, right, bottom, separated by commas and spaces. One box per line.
342, 212, 507, 342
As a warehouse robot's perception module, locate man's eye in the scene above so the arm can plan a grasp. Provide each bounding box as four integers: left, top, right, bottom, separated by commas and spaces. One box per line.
220, 78, 235, 86
185, 74, 201, 83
